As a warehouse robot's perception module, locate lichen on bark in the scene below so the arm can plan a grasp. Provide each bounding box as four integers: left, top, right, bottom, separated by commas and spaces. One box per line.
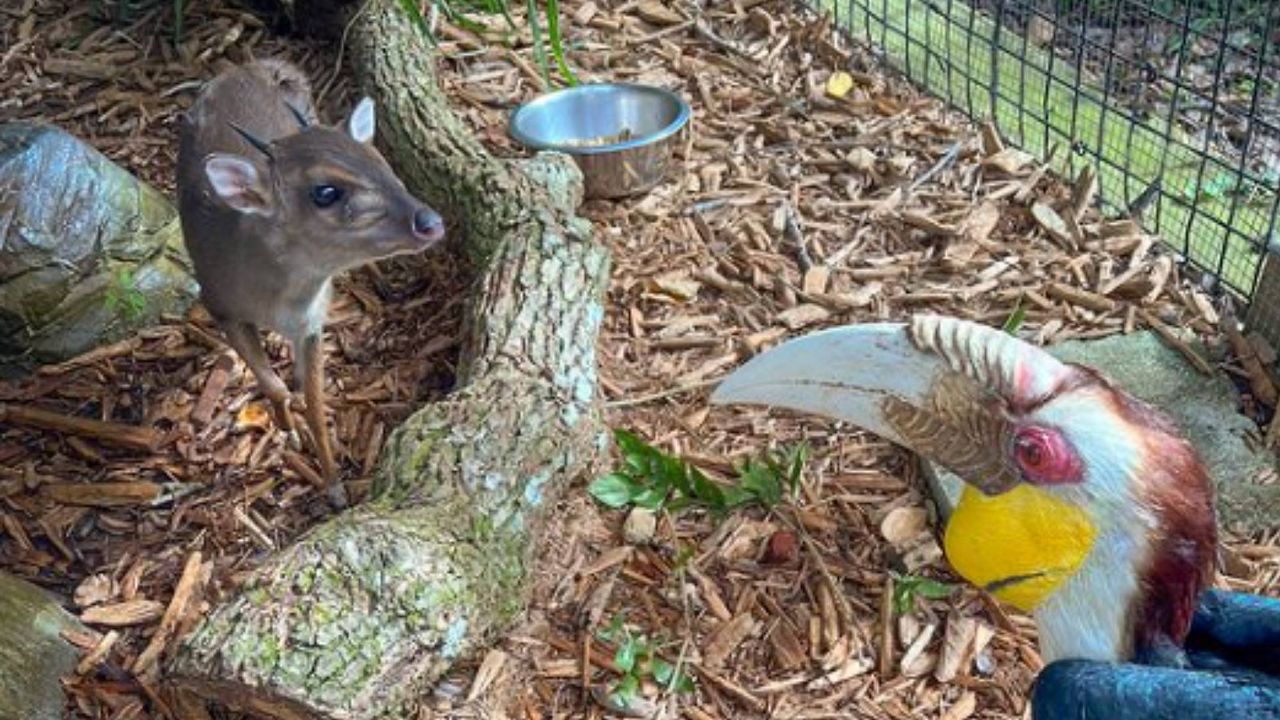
163, 2, 611, 718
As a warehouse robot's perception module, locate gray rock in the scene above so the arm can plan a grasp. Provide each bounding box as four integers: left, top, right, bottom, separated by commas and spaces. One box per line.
924, 330, 1279, 533
0, 122, 197, 377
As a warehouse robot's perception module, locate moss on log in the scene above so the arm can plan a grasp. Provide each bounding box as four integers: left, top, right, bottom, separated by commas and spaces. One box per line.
163, 3, 609, 718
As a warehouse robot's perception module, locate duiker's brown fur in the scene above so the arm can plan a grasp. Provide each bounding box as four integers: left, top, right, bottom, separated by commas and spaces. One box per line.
177, 58, 445, 506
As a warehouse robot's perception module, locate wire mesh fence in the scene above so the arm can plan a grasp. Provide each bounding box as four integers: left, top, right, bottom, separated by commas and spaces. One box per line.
808, 0, 1280, 306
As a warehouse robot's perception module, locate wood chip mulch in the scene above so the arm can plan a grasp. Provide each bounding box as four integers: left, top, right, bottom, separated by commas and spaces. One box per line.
2, 1, 1280, 719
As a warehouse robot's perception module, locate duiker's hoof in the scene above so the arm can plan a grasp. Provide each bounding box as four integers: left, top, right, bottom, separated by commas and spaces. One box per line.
326, 482, 350, 510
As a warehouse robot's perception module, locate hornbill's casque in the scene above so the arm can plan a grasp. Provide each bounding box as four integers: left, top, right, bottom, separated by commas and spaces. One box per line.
710, 314, 1280, 719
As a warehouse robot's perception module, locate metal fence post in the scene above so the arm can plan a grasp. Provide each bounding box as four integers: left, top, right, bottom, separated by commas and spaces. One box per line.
1246, 237, 1280, 350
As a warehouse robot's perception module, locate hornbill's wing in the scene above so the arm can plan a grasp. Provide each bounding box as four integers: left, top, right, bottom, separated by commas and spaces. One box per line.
1032, 590, 1280, 720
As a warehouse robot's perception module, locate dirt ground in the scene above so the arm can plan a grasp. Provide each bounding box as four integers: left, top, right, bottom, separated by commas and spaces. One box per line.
2, 0, 1279, 718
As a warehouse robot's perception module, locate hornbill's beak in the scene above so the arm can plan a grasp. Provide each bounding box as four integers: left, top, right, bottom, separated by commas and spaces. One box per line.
711, 314, 1070, 497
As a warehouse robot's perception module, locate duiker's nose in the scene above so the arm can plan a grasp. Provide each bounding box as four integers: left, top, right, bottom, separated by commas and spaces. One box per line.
413, 207, 445, 240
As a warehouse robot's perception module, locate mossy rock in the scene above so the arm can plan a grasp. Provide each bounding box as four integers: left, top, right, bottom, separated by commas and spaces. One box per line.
0, 122, 198, 377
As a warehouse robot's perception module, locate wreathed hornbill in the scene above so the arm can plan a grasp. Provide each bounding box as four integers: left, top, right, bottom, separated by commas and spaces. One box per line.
710, 314, 1280, 719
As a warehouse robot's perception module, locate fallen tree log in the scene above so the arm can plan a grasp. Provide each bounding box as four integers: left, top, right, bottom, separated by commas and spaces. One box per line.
0, 570, 88, 720
163, 3, 610, 717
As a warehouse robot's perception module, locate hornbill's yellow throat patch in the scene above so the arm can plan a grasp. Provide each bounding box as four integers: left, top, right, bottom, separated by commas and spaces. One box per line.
710, 315, 1216, 665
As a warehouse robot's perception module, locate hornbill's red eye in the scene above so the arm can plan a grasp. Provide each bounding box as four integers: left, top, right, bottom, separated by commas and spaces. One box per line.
1013, 426, 1082, 485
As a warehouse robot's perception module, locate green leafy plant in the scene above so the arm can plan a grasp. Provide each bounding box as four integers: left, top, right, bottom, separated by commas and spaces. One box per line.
891, 571, 956, 615
104, 268, 147, 322
396, 0, 578, 86
596, 613, 695, 708
588, 429, 809, 518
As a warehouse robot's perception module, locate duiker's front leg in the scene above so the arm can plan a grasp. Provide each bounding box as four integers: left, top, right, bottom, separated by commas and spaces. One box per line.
221, 320, 298, 441
300, 332, 346, 508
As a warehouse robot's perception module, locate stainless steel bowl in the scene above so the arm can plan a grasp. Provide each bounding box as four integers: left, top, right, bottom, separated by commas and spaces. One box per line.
509, 83, 691, 200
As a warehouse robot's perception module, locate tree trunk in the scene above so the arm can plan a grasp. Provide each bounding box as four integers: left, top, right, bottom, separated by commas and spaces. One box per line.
163, 3, 609, 718
0, 570, 87, 720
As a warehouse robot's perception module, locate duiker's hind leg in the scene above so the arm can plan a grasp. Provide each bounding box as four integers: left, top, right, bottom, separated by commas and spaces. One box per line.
299, 332, 346, 508
221, 320, 299, 443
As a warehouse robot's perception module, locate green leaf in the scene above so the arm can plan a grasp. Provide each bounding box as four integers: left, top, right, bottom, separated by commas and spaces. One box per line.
739, 461, 782, 507
588, 473, 641, 508
1002, 302, 1027, 335
782, 442, 809, 494
720, 485, 754, 509
544, 0, 578, 85
689, 468, 726, 509
651, 657, 675, 685
913, 577, 956, 600
891, 572, 955, 614
665, 496, 695, 514
613, 428, 651, 458
660, 455, 689, 491
612, 673, 640, 706
631, 485, 669, 510
615, 637, 641, 673
396, 0, 439, 46
525, 0, 551, 86
597, 613, 627, 643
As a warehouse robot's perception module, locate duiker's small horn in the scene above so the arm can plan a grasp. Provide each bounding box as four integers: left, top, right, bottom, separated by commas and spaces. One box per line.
227, 122, 273, 158
283, 100, 310, 129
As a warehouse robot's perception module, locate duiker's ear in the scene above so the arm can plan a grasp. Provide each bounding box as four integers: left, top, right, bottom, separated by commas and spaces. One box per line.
204, 154, 273, 215
346, 97, 376, 144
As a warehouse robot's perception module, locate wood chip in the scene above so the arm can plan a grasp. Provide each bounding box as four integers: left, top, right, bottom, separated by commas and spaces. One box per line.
467, 648, 508, 702
81, 600, 165, 627
191, 352, 236, 426
704, 613, 758, 669
75, 629, 120, 676
133, 551, 206, 674
776, 303, 831, 329
1030, 203, 1076, 249
43, 482, 161, 507
0, 403, 159, 452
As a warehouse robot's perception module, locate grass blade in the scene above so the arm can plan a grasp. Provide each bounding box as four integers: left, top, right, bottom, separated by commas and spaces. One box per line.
544, 0, 578, 85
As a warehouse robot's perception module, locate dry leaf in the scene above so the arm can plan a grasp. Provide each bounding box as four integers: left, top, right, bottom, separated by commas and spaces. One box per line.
622, 507, 656, 545
636, 0, 683, 25
572, 1, 598, 25
235, 402, 272, 432
846, 147, 877, 172
940, 691, 978, 720
826, 71, 855, 99
74, 574, 118, 608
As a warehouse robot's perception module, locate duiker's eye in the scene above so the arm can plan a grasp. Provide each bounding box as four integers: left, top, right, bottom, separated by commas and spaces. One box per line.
311, 184, 343, 208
